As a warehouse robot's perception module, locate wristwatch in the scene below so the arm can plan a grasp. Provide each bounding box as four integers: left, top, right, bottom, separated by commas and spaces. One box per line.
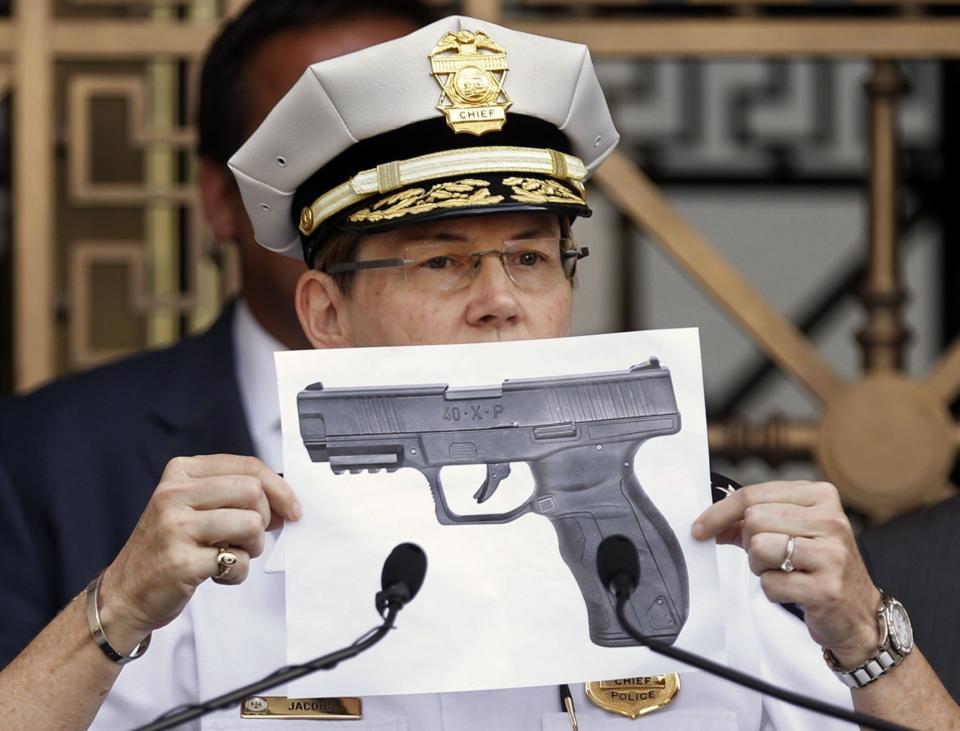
823, 591, 913, 689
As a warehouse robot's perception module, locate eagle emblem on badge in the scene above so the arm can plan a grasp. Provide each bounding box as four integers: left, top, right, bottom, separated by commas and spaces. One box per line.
429, 29, 511, 135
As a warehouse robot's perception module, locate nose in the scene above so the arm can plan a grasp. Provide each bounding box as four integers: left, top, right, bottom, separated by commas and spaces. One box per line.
463, 252, 522, 329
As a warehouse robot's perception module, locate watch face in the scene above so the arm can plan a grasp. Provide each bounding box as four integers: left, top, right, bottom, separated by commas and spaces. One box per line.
887, 600, 913, 654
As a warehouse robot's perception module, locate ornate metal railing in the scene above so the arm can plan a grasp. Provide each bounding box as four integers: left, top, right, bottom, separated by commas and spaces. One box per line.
2, 0, 959, 519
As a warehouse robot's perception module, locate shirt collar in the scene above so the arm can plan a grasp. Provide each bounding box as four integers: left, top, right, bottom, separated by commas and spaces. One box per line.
232, 299, 287, 470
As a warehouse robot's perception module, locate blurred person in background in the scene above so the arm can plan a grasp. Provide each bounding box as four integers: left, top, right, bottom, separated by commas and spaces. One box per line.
858, 494, 960, 701
0, 0, 432, 671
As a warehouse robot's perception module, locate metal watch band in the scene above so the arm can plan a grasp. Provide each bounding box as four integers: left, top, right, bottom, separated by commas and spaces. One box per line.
823, 590, 912, 689
824, 646, 903, 688
84, 570, 151, 665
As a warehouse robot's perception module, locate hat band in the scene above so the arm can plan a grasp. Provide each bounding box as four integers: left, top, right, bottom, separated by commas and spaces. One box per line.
298, 146, 587, 236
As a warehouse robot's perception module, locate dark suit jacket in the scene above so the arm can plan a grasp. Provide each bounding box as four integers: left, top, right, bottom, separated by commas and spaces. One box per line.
858, 495, 960, 701
0, 305, 254, 666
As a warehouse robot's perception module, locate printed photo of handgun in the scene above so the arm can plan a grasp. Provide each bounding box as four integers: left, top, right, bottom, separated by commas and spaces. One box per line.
297, 358, 689, 647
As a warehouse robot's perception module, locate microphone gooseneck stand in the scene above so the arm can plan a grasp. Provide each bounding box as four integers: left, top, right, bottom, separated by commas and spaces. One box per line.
131, 542, 427, 731
598, 535, 913, 731
131, 604, 400, 731
612, 595, 912, 731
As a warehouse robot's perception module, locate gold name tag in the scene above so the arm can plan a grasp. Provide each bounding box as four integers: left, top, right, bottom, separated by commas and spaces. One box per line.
240, 696, 362, 720
585, 674, 680, 719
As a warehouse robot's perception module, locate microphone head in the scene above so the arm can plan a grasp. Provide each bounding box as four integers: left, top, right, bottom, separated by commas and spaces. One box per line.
378, 542, 427, 613
597, 534, 639, 596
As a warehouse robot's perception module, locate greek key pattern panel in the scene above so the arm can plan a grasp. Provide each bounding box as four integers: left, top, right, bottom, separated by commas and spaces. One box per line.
595, 59, 940, 180
68, 74, 195, 204
61, 60, 239, 368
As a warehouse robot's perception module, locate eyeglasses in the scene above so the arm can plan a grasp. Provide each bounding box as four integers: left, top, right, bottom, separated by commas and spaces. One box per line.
326, 238, 589, 293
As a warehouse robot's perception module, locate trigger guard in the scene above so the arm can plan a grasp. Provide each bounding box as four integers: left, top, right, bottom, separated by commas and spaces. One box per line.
430, 464, 532, 525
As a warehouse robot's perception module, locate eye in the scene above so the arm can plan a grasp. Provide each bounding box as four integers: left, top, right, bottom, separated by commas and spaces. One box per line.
424, 256, 457, 270
514, 250, 546, 267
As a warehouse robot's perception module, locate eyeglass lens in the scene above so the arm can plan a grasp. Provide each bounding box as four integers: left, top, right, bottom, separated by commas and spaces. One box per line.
402, 238, 579, 292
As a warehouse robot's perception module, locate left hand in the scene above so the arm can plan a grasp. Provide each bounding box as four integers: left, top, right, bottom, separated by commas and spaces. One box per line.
692, 480, 880, 668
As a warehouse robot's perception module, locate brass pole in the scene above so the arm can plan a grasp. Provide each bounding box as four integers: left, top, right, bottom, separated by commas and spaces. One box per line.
708, 418, 819, 465
857, 60, 910, 372
13, 0, 55, 391
594, 152, 846, 404
145, 2, 180, 347
225, 0, 250, 18
462, 0, 502, 22
187, 0, 223, 334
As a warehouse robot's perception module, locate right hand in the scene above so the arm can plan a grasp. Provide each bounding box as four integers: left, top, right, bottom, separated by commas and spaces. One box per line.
96, 455, 301, 650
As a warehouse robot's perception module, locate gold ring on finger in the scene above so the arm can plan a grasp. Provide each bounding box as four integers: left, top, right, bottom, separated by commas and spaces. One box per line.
214, 546, 238, 582
779, 535, 796, 573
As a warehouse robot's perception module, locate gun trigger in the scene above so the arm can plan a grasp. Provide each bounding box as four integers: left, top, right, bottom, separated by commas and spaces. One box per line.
474, 463, 511, 504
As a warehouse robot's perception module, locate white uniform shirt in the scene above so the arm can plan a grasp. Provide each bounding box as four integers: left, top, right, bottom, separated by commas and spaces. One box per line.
91, 303, 854, 730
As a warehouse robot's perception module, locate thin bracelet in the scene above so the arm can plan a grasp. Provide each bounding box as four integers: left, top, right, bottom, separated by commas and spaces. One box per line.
84, 569, 151, 664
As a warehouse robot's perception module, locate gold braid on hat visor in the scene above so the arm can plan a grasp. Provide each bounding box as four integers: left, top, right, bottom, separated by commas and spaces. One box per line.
298, 146, 588, 236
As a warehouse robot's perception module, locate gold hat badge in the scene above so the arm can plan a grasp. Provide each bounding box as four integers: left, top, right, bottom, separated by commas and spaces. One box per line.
429, 29, 511, 135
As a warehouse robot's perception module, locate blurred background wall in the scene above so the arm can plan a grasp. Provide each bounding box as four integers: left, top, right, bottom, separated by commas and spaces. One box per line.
0, 0, 958, 523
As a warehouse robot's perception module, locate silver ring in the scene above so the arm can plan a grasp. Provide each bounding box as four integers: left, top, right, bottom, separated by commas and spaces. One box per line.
779, 535, 796, 573
214, 546, 238, 581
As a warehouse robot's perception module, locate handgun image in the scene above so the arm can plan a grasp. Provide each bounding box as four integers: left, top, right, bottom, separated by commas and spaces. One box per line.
297, 358, 689, 647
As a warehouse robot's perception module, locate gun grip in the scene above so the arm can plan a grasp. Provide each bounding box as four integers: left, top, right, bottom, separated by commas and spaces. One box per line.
549, 469, 689, 647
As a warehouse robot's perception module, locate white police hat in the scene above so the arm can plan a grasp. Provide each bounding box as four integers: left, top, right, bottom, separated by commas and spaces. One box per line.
229, 15, 619, 265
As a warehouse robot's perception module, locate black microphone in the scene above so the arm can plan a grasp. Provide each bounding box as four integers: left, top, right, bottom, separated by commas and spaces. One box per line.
132, 543, 428, 731
376, 542, 427, 617
595, 535, 913, 731
596, 533, 639, 598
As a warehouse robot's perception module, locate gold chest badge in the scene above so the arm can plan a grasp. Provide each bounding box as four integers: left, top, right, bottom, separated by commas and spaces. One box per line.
585, 674, 680, 719
429, 29, 511, 135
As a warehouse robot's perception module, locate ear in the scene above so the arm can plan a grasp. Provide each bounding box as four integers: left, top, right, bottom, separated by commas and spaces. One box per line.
295, 269, 353, 349
198, 158, 240, 242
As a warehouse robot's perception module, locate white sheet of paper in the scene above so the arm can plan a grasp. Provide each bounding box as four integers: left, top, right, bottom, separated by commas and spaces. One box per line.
277, 328, 723, 697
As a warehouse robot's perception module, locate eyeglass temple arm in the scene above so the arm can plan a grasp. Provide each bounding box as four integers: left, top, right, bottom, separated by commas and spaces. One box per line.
326, 257, 410, 275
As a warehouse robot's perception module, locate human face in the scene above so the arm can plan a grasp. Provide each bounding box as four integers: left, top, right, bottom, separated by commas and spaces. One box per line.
316, 213, 574, 347
200, 16, 417, 348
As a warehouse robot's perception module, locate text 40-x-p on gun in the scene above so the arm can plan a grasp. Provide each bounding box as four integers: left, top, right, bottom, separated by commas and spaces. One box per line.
297, 358, 689, 647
